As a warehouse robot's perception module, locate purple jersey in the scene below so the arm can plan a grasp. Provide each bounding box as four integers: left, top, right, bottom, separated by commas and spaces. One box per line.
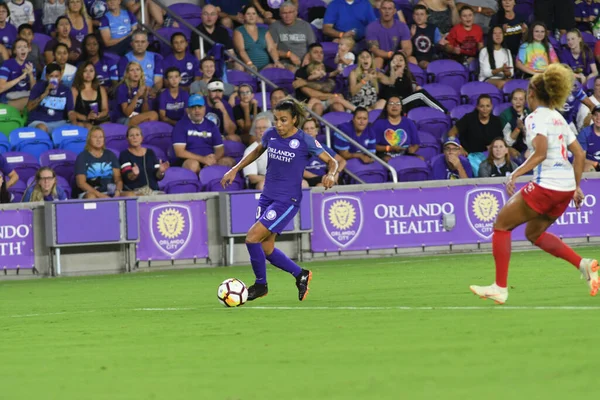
171, 116, 223, 157
205, 102, 235, 134
366, 19, 411, 53
575, 1, 600, 30
0, 23, 18, 50
27, 81, 74, 123
115, 83, 144, 118
560, 48, 593, 75
68, 17, 89, 43
372, 117, 421, 157
562, 86, 587, 124
334, 121, 377, 154
92, 56, 118, 87
261, 127, 324, 203
577, 125, 600, 162
163, 53, 200, 87
158, 89, 189, 121
0, 58, 36, 94
430, 155, 473, 180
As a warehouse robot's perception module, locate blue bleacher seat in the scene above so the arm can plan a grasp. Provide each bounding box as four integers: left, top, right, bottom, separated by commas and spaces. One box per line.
51, 125, 88, 154
9, 127, 53, 159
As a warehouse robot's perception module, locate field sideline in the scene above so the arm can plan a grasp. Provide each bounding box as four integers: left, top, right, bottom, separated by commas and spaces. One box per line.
2, 248, 600, 400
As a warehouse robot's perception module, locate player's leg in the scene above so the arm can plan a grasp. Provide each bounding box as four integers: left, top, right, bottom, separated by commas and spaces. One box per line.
245, 220, 272, 300
470, 191, 539, 304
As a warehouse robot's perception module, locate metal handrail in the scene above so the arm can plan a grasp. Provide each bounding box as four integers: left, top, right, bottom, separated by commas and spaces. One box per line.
137, 0, 398, 183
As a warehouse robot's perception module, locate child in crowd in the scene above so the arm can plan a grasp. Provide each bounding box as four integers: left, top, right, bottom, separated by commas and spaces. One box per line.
18, 24, 43, 77
42, 0, 66, 35
7, 0, 35, 29
335, 37, 355, 72
158, 66, 189, 126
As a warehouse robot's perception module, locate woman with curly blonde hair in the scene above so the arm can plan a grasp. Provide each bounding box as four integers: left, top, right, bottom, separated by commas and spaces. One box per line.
470, 63, 598, 304
115, 61, 158, 126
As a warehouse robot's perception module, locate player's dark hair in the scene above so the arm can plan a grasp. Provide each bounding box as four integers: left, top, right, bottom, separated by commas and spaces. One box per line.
274, 96, 308, 127
510, 88, 526, 101
476, 94, 493, 105
412, 4, 428, 14
486, 26, 506, 71
55, 15, 70, 30
270, 88, 287, 102
308, 42, 323, 52
459, 5, 474, 15
170, 32, 186, 45
164, 66, 180, 78
377, 96, 403, 120
0, 3, 10, 18
53, 42, 69, 55
18, 23, 33, 34
46, 62, 62, 76
353, 106, 369, 118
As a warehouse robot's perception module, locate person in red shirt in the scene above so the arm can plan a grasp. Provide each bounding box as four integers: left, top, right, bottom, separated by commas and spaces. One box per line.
445, 5, 484, 64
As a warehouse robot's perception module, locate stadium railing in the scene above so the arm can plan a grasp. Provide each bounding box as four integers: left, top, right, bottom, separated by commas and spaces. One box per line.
139, 0, 399, 184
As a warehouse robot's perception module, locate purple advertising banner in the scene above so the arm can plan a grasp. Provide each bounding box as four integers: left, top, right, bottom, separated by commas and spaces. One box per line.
137, 201, 209, 261
311, 181, 600, 252
0, 209, 34, 269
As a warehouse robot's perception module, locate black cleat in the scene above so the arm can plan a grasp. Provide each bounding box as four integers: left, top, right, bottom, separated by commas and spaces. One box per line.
295, 269, 312, 301
247, 283, 268, 301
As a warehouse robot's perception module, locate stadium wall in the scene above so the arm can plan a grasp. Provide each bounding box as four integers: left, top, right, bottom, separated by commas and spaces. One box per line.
1, 174, 600, 278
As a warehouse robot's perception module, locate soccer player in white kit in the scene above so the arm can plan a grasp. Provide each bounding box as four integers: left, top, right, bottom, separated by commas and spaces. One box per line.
470, 64, 599, 304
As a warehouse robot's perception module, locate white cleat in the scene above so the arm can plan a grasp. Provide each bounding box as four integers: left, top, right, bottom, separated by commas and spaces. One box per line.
579, 259, 599, 296
469, 283, 508, 305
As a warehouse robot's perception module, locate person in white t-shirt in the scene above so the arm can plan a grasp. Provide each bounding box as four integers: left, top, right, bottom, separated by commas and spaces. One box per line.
243, 114, 271, 190
7, 0, 34, 29
470, 63, 598, 305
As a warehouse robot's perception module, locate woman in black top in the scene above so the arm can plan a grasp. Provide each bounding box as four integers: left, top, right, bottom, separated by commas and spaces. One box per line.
119, 126, 170, 195
71, 61, 110, 128
379, 51, 446, 113
0, 172, 11, 203
489, 0, 528, 61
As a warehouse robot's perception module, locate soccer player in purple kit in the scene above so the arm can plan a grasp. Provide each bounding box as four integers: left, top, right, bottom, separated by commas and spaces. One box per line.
221, 98, 339, 301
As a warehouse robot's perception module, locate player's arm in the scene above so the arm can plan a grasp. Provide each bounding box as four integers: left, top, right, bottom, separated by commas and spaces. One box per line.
511, 134, 548, 179
568, 139, 586, 189
317, 150, 339, 189
222, 142, 267, 187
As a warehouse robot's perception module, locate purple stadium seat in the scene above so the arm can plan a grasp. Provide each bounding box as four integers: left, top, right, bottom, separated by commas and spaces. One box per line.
368, 109, 382, 123
200, 165, 244, 192
254, 92, 270, 109
493, 102, 512, 117
344, 158, 388, 183
168, 3, 202, 19
0, 134, 9, 153
101, 123, 129, 152
144, 145, 167, 162
548, 36, 561, 54
467, 58, 479, 81
9, 127, 53, 159
25, 175, 71, 198
138, 121, 173, 153
409, 63, 426, 87
388, 155, 431, 182
426, 60, 468, 92
422, 83, 460, 111
322, 111, 352, 128
155, 27, 191, 57
51, 124, 88, 154
415, 131, 441, 161
3, 151, 41, 183
450, 104, 475, 122
39, 149, 77, 182
184, 17, 202, 28
104, 52, 120, 64
321, 42, 338, 70
227, 70, 258, 92
298, 0, 327, 21
560, 32, 596, 50
514, 2, 533, 20
8, 179, 26, 202
106, 147, 120, 158
260, 68, 295, 94
407, 107, 451, 140
502, 79, 529, 101
586, 78, 596, 95
311, 24, 324, 43
158, 167, 202, 194
223, 140, 246, 162
460, 81, 503, 106
32, 33, 52, 54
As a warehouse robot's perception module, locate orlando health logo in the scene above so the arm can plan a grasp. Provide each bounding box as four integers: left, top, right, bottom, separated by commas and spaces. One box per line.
464, 188, 506, 240
321, 195, 363, 247
150, 204, 193, 256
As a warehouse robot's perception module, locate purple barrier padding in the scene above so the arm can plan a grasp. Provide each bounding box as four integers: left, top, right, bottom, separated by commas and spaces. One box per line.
137, 201, 209, 261
125, 199, 139, 241
311, 181, 598, 252
56, 201, 121, 244
0, 209, 34, 269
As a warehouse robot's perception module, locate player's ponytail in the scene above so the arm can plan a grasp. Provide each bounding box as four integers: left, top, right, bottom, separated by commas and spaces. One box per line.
529, 64, 574, 110
273, 96, 309, 128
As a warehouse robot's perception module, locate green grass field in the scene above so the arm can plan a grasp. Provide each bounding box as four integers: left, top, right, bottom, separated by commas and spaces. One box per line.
2, 247, 600, 400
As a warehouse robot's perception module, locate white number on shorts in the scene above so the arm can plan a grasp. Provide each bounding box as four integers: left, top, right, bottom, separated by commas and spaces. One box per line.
256, 206, 261, 219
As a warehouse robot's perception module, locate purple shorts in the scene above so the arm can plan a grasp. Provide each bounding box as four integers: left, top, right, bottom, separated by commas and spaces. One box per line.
256, 196, 299, 234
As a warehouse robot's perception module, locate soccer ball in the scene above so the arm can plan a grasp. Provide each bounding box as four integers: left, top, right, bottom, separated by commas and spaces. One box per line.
217, 278, 248, 307
88, 0, 107, 20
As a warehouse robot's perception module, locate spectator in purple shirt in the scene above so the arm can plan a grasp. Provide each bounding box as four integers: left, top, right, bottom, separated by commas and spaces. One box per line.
334, 106, 377, 163
172, 94, 234, 173
158, 67, 189, 126
0, 3, 18, 51
26, 62, 76, 132
205, 78, 238, 140
575, 0, 600, 33
0, 37, 36, 111
163, 32, 200, 91
44, 16, 82, 65
430, 137, 473, 180
78, 34, 118, 89
372, 96, 421, 161
115, 61, 158, 126
0, 152, 19, 188
366, 0, 412, 69
22, 167, 68, 201
302, 118, 346, 186
560, 29, 597, 85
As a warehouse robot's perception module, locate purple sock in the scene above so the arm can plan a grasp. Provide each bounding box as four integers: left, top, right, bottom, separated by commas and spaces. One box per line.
266, 248, 302, 277
246, 243, 267, 284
